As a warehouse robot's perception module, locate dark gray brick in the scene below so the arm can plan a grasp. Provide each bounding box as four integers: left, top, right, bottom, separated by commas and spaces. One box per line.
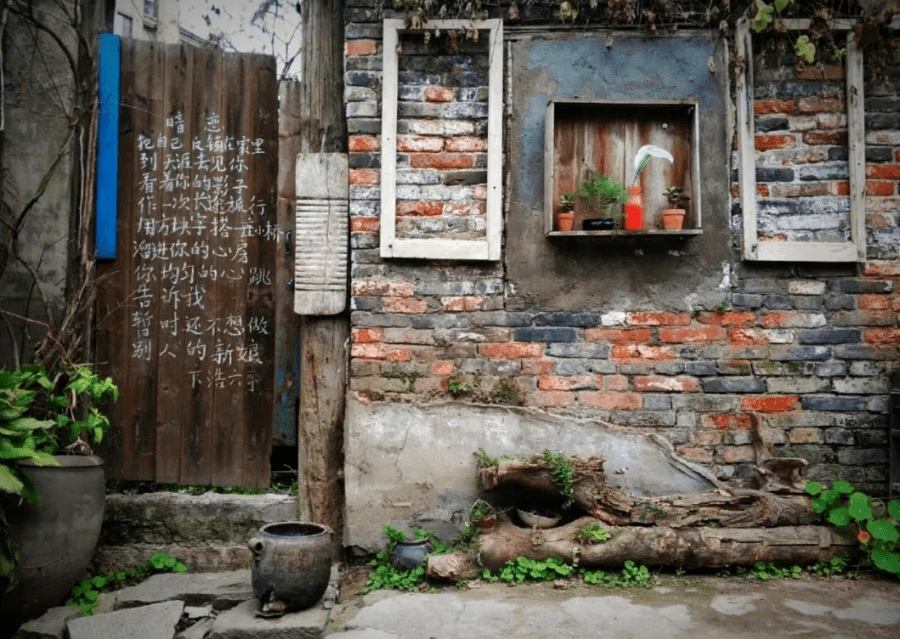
701, 378, 766, 393
755, 116, 790, 132
800, 395, 866, 411
350, 296, 380, 311
410, 315, 470, 329
798, 329, 861, 344
471, 312, 533, 327
865, 96, 900, 111
755, 167, 794, 182
835, 345, 900, 360
865, 113, 900, 130
514, 327, 577, 343
825, 294, 856, 310
825, 428, 855, 445
346, 70, 382, 87
769, 346, 832, 361
762, 295, 792, 309
815, 361, 848, 377
684, 361, 717, 376
643, 395, 673, 410
798, 164, 850, 181
546, 343, 609, 358
732, 293, 763, 309
533, 312, 600, 327
555, 359, 616, 375
837, 448, 889, 466
737, 278, 787, 294
349, 152, 381, 168
833, 279, 893, 294
865, 147, 895, 163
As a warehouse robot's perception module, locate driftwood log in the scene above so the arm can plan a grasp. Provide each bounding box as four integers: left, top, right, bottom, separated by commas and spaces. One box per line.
427, 518, 857, 580
478, 456, 818, 528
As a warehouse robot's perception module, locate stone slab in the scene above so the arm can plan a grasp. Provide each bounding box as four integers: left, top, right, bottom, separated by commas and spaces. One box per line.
115, 571, 253, 610
67, 600, 184, 639
208, 598, 331, 639
12, 605, 80, 639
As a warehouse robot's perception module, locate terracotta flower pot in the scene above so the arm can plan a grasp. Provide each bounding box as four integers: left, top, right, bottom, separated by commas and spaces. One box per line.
662, 208, 686, 230
556, 210, 575, 232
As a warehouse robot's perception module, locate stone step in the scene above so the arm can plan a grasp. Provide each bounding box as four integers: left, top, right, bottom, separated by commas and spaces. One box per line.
13, 569, 338, 639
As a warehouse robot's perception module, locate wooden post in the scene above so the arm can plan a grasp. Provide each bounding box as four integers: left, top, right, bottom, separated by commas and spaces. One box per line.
297, 0, 348, 551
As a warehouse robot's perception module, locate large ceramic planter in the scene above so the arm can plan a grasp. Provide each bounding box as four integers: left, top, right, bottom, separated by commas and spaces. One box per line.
0, 455, 106, 624
248, 522, 333, 614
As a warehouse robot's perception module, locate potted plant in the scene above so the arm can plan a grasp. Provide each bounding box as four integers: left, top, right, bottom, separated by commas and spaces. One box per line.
627, 145, 674, 231
0, 363, 118, 623
577, 170, 627, 230
556, 192, 576, 231
662, 186, 690, 230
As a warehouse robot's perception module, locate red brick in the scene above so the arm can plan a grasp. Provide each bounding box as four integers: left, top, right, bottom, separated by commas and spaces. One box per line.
584, 328, 653, 343
690, 430, 724, 445
351, 343, 385, 359
414, 376, 445, 394
802, 131, 847, 146
397, 201, 444, 217
611, 345, 675, 360
864, 328, 900, 344
605, 375, 629, 391
397, 135, 444, 152
869, 212, 894, 229
532, 391, 574, 408
521, 359, 555, 375
626, 312, 691, 326
349, 168, 379, 186
444, 202, 486, 216
866, 164, 900, 180
345, 39, 378, 56
348, 135, 379, 152
796, 97, 845, 113
424, 86, 454, 102
754, 99, 794, 114
633, 376, 699, 392
429, 361, 455, 375
383, 297, 428, 313
578, 392, 641, 410
352, 328, 382, 343
479, 342, 543, 359
385, 348, 411, 362
740, 395, 800, 412
755, 134, 796, 151
858, 295, 891, 310
834, 181, 851, 196
796, 64, 845, 81
352, 281, 414, 296
410, 153, 474, 170
698, 311, 756, 327
864, 261, 900, 277
441, 296, 483, 311
659, 326, 727, 344
731, 328, 768, 345
702, 413, 752, 431
676, 446, 714, 463
445, 136, 487, 152
756, 184, 769, 197
722, 445, 756, 463
538, 375, 595, 391
350, 216, 380, 232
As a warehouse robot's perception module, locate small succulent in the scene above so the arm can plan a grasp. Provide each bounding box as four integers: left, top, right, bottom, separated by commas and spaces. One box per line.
663, 186, 690, 209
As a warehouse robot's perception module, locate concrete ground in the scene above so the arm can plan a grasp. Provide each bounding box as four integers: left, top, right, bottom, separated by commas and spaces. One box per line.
8, 566, 900, 639
325, 568, 900, 639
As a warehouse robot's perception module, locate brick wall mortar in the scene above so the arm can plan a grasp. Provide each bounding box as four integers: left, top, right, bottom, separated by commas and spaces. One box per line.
343, 2, 899, 492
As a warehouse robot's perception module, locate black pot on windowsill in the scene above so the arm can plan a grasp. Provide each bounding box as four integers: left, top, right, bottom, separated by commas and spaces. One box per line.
582, 218, 617, 231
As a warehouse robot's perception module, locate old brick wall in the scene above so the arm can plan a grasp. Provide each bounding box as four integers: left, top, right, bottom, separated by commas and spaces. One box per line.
343, 1, 899, 494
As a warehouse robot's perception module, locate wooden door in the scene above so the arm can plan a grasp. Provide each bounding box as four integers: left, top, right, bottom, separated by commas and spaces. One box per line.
96, 41, 279, 487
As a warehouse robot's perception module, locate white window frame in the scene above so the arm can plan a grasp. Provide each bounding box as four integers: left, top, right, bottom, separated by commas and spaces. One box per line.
380, 18, 503, 261
736, 18, 865, 262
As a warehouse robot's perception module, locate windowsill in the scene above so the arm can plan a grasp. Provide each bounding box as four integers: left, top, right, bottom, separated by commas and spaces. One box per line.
548, 229, 703, 237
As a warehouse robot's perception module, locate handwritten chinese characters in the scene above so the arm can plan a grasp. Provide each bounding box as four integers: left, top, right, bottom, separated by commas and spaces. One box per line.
129, 110, 275, 392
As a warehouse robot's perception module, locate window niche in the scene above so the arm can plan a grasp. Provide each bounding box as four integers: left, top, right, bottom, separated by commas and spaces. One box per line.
545, 99, 702, 236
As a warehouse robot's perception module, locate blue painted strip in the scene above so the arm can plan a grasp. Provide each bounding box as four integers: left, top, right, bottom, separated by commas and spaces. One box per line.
96, 33, 120, 259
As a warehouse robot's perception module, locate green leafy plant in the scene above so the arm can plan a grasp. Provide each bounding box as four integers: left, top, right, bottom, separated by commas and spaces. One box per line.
574, 521, 610, 545
489, 380, 521, 405
447, 373, 472, 397
1, 364, 118, 584
468, 499, 495, 521
66, 552, 187, 616
793, 34, 816, 64
363, 525, 450, 593
749, 561, 803, 581
539, 449, 575, 508
809, 556, 848, 577
580, 559, 657, 588
577, 170, 627, 221
805, 479, 900, 576
480, 556, 575, 583
559, 192, 576, 211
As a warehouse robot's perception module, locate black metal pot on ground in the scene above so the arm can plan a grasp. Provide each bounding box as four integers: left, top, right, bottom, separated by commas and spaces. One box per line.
0, 455, 106, 628
248, 521, 333, 616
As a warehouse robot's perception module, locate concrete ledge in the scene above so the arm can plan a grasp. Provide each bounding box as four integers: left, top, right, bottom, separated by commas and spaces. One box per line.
94, 493, 298, 573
